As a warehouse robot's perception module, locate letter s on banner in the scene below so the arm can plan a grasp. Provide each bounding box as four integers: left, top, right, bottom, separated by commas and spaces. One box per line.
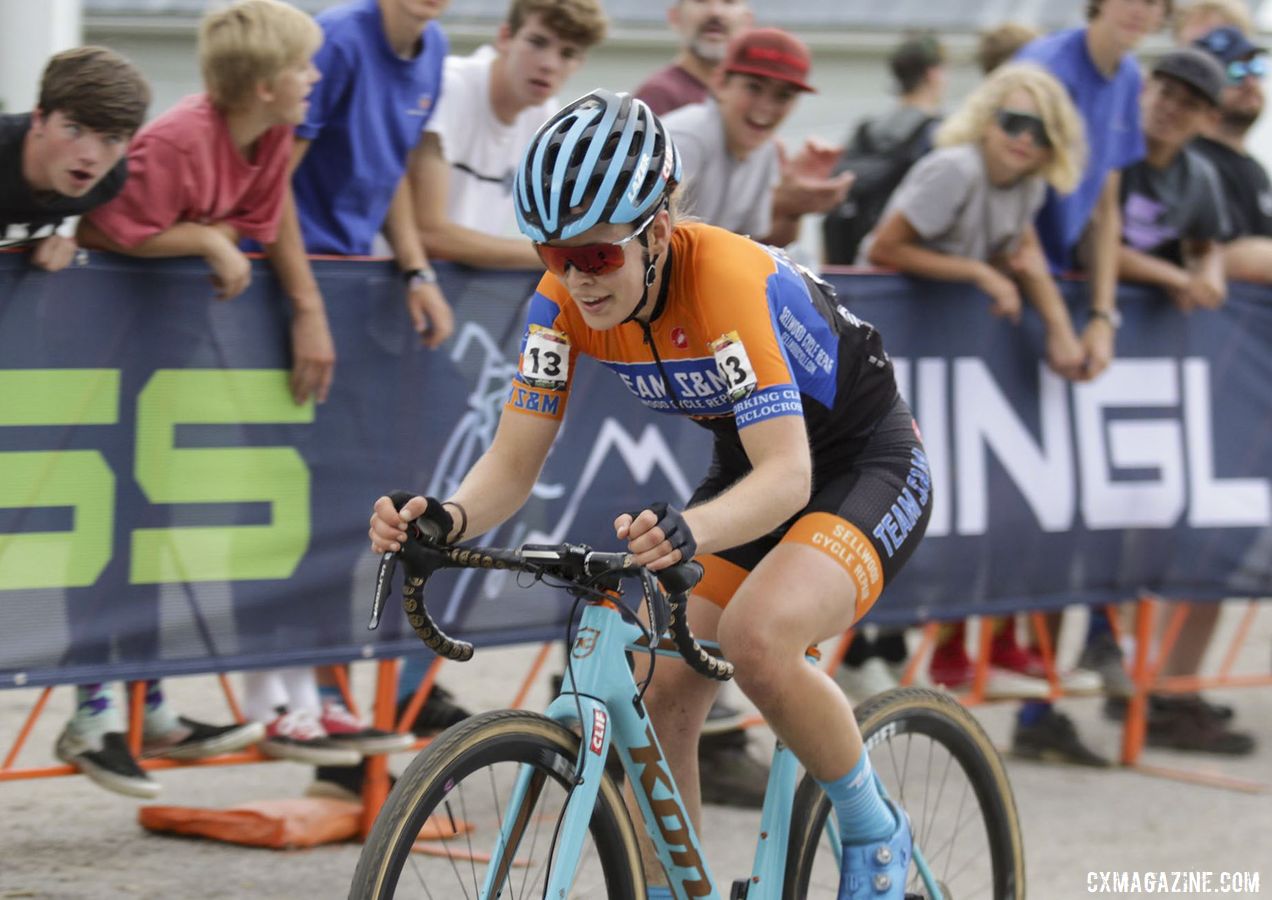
130, 370, 313, 583
0, 370, 118, 590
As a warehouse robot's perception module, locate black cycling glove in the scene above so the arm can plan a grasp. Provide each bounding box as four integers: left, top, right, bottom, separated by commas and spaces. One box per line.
389, 491, 454, 544
626, 501, 697, 561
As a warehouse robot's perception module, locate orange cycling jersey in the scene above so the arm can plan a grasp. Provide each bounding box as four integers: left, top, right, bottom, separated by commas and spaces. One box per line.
505, 222, 897, 457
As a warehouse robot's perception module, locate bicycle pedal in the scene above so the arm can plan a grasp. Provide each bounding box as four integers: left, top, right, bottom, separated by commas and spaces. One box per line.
729, 878, 750, 899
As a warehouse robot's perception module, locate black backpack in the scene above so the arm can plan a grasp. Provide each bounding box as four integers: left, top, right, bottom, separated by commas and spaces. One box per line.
821, 112, 937, 265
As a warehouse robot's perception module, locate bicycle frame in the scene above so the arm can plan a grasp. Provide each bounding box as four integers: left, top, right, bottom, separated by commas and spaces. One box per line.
373, 538, 951, 900
481, 597, 802, 900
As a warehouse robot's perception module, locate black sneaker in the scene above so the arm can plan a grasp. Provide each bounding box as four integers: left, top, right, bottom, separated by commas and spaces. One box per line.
1011, 709, 1110, 767
1145, 696, 1255, 755
1104, 694, 1235, 723
56, 729, 160, 799
306, 761, 397, 803
396, 685, 471, 737
142, 716, 265, 761
698, 739, 769, 808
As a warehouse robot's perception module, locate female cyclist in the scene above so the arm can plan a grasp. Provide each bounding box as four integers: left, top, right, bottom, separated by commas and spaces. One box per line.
368, 89, 932, 900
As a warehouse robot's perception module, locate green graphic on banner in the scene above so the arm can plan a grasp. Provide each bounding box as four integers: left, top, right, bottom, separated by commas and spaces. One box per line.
129, 370, 313, 584
0, 369, 120, 589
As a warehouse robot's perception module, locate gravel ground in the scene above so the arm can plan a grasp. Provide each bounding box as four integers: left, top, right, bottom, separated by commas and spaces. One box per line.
2, 605, 1269, 900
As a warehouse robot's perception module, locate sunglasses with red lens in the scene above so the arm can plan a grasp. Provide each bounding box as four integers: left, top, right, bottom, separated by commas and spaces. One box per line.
534, 208, 660, 277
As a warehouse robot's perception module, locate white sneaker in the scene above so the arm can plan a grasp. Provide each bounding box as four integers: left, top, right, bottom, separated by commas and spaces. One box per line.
836, 657, 900, 705
983, 667, 1052, 700
1059, 668, 1103, 695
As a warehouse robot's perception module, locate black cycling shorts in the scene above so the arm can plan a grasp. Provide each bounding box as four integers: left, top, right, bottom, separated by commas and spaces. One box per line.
690, 397, 932, 624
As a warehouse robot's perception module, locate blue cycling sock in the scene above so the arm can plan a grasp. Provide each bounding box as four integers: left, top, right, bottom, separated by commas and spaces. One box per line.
399, 655, 429, 704
816, 752, 897, 845
318, 683, 343, 705
1017, 700, 1051, 727
141, 678, 180, 736
646, 887, 673, 900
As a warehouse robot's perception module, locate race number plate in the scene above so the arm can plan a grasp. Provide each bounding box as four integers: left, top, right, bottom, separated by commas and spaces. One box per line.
521, 325, 570, 389
708, 331, 757, 401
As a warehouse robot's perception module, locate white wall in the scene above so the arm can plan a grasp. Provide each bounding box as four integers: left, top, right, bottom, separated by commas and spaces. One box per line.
0, 0, 82, 113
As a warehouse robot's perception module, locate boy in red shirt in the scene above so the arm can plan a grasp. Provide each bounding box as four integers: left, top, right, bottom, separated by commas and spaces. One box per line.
82, 0, 333, 407
67, 0, 333, 799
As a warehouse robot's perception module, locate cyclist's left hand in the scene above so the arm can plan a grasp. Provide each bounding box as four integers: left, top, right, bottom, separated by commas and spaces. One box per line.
614, 502, 696, 572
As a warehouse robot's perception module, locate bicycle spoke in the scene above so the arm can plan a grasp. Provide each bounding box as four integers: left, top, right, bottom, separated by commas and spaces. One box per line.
921, 747, 956, 850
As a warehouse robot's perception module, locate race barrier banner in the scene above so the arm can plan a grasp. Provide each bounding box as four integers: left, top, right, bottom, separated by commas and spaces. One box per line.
1, 251, 1269, 687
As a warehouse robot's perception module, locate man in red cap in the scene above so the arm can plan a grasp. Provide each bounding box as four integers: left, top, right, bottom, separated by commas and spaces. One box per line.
663, 26, 852, 248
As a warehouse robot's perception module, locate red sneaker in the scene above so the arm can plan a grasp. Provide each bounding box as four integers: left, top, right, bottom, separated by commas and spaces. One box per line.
990, 627, 1048, 679
320, 701, 415, 755
928, 637, 974, 689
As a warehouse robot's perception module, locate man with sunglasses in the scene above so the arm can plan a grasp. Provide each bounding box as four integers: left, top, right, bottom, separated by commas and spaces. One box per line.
1117, 47, 1230, 311
1191, 25, 1272, 282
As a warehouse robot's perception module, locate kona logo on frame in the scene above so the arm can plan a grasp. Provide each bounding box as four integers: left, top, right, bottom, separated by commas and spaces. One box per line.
628, 724, 712, 896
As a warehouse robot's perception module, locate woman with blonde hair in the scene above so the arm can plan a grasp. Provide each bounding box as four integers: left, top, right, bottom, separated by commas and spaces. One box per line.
864, 61, 1091, 380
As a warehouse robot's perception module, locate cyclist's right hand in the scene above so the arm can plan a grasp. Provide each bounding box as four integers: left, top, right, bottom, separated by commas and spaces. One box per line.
369, 494, 429, 554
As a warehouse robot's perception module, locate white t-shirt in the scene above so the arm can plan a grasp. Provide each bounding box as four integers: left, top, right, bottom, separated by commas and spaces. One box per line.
426, 47, 557, 238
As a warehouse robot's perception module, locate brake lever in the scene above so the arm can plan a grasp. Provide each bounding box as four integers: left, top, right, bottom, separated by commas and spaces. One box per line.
368, 551, 398, 631
642, 568, 671, 641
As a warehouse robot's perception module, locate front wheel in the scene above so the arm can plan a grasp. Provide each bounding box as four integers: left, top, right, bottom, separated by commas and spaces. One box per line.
350, 709, 645, 899
784, 686, 1026, 899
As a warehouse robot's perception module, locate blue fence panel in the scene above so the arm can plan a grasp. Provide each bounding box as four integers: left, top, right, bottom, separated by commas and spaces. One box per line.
1, 251, 1269, 687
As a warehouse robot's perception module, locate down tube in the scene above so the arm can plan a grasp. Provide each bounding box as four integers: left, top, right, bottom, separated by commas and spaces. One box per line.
607, 688, 722, 898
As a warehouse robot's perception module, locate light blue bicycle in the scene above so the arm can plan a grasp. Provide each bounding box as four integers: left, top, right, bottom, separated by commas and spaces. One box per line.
350, 536, 1024, 899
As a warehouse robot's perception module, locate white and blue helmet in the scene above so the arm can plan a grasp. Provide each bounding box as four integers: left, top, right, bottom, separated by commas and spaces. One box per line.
514, 89, 681, 243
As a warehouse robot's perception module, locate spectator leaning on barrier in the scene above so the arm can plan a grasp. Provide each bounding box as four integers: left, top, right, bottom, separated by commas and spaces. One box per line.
864, 63, 1090, 381
1117, 47, 1230, 311
64, 0, 337, 801
1016, 0, 1171, 381
633, 0, 754, 116
289, 0, 454, 348
663, 27, 853, 249
79, 0, 336, 406
282, 0, 461, 802
0, 47, 148, 272
821, 33, 947, 266
1191, 26, 1272, 282
411, 0, 607, 269
1173, 0, 1254, 45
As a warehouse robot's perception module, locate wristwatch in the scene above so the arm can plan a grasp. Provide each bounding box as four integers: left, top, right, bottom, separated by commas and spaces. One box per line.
1089, 307, 1122, 330
403, 266, 438, 287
